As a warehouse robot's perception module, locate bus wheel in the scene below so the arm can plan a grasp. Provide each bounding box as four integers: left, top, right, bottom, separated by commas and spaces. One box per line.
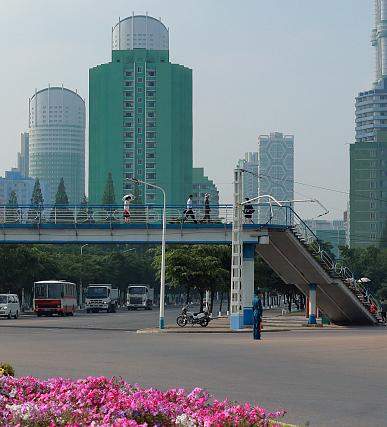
86, 309, 90, 313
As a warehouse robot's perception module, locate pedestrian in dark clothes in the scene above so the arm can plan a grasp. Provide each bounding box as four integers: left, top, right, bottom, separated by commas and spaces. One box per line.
253, 292, 263, 340
203, 193, 211, 222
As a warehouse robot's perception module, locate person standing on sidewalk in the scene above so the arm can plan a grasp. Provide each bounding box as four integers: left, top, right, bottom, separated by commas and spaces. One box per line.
253, 292, 263, 340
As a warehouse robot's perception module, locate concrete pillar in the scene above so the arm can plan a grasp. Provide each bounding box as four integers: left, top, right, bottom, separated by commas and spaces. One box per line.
242, 244, 255, 326
308, 284, 317, 325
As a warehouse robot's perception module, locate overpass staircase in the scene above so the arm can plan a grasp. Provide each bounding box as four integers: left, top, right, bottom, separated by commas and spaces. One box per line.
255, 211, 382, 326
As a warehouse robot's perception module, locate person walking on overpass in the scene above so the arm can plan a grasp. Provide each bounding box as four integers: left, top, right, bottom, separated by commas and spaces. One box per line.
184, 195, 197, 223
122, 194, 133, 223
243, 197, 255, 223
253, 291, 263, 340
203, 193, 211, 223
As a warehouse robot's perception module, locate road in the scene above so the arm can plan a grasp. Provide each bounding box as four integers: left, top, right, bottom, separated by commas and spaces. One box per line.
0, 309, 386, 427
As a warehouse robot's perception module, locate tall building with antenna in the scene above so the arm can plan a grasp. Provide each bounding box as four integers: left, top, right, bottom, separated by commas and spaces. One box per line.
350, 0, 387, 247
89, 14, 193, 205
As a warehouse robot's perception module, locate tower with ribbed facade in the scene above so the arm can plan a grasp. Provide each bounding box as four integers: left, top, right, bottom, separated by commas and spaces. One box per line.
350, 0, 387, 247
89, 14, 193, 205
29, 86, 85, 204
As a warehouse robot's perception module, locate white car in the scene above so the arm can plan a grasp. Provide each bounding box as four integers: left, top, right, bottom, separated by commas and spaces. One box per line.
0, 294, 20, 319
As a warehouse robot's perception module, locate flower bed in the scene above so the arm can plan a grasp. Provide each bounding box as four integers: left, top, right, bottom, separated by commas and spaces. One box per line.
0, 376, 286, 426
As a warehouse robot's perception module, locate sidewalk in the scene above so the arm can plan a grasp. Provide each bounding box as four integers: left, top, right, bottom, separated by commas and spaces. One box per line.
137, 311, 344, 334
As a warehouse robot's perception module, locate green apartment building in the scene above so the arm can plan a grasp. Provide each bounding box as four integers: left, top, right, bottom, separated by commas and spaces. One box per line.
89, 15, 193, 205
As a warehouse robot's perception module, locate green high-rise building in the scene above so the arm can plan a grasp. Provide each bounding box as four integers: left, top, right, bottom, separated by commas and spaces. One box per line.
89, 15, 193, 205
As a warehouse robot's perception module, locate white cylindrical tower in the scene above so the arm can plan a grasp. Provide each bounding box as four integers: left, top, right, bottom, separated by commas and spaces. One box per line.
112, 14, 169, 51
29, 86, 85, 204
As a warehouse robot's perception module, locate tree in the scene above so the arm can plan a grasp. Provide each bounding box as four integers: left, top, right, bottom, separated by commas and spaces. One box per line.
28, 178, 44, 222
5, 190, 19, 223
102, 172, 116, 205
51, 178, 72, 222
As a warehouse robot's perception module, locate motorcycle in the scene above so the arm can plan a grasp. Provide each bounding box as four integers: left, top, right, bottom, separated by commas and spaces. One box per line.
176, 305, 211, 328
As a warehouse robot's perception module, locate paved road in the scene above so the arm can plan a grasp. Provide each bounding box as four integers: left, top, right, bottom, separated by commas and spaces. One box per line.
0, 310, 386, 426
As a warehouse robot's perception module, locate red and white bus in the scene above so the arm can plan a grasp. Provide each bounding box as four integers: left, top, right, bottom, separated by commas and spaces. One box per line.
34, 280, 77, 317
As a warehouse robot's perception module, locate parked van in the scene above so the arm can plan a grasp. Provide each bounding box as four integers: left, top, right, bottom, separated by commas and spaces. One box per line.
0, 294, 20, 319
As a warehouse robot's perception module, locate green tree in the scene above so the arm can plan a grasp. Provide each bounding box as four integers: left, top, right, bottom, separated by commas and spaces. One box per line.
102, 172, 116, 205
5, 190, 19, 223
28, 178, 44, 222
51, 178, 72, 222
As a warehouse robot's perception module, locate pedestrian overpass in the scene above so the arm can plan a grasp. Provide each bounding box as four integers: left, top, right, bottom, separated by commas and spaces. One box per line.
0, 203, 381, 327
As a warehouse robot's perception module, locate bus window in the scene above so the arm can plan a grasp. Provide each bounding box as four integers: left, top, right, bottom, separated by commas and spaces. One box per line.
35, 284, 47, 298
48, 284, 63, 298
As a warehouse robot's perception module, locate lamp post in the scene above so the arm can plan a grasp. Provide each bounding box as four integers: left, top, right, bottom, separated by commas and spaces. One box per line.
79, 244, 88, 308
128, 178, 166, 329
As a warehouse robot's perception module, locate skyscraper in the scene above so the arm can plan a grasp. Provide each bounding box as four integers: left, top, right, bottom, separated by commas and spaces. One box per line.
237, 152, 259, 222
89, 14, 193, 205
257, 133, 294, 224
350, 0, 387, 247
17, 132, 29, 178
29, 86, 85, 204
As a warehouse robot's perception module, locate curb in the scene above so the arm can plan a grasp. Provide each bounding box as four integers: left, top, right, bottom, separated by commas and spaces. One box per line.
137, 328, 293, 334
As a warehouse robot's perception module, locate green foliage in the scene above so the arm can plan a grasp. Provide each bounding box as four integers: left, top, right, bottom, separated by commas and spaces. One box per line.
7, 191, 18, 208
54, 178, 69, 205
377, 284, 387, 300
30, 178, 44, 207
0, 362, 15, 377
102, 172, 116, 205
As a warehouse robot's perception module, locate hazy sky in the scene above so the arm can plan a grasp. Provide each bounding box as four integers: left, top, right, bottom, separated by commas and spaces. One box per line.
0, 0, 373, 218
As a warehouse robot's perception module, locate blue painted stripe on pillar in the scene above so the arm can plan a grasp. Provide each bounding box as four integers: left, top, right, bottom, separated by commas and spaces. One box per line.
243, 244, 255, 259
230, 314, 244, 330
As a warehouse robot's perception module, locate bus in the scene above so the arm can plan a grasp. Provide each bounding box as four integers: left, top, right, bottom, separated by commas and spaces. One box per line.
33, 280, 77, 317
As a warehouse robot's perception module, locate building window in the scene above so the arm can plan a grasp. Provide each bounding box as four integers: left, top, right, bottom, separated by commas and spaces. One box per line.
125, 81, 133, 87
125, 71, 133, 77
124, 91, 133, 98
125, 143, 133, 148
138, 107, 143, 114
147, 111, 155, 118
137, 118, 142, 123
147, 81, 155, 87
147, 194, 155, 200
147, 121, 155, 128
146, 131, 155, 138
124, 102, 133, 109
146, 91, 155, 97
146, 142, 156, 148
146, 163, 155, 169
147, 101, 155, 108
137, 87, 143, 93
146, 173, 156, 180
124, 111, 133, 118
124, 132, 134, 138
137, 148, 143, 155
138, 159, 143, 165
137, 137, 143, 144
137, 77, 143, 83
137, 66, 143, 73
125, 173, 133, 179
124, 122, 133, 128
146, 152, 155, 159
125, 152, 134, 158
137, 98, 143, 103
125, 163, 133, 169
137, 128, 142, 134
147, 70, 156, 77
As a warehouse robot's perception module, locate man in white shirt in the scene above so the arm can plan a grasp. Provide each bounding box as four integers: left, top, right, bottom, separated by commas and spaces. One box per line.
184, 194, 197, 223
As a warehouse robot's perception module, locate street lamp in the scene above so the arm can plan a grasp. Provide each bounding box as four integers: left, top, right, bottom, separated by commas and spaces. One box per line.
79, 244, 89, 308
127, 177, 167, 329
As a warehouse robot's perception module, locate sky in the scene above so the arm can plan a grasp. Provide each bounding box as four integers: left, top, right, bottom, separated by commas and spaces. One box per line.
0, 0, 374, 219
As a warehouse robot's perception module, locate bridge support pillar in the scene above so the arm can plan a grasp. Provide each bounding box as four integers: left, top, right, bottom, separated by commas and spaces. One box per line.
242, 244, 255, 326
308, 284, 317, 325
